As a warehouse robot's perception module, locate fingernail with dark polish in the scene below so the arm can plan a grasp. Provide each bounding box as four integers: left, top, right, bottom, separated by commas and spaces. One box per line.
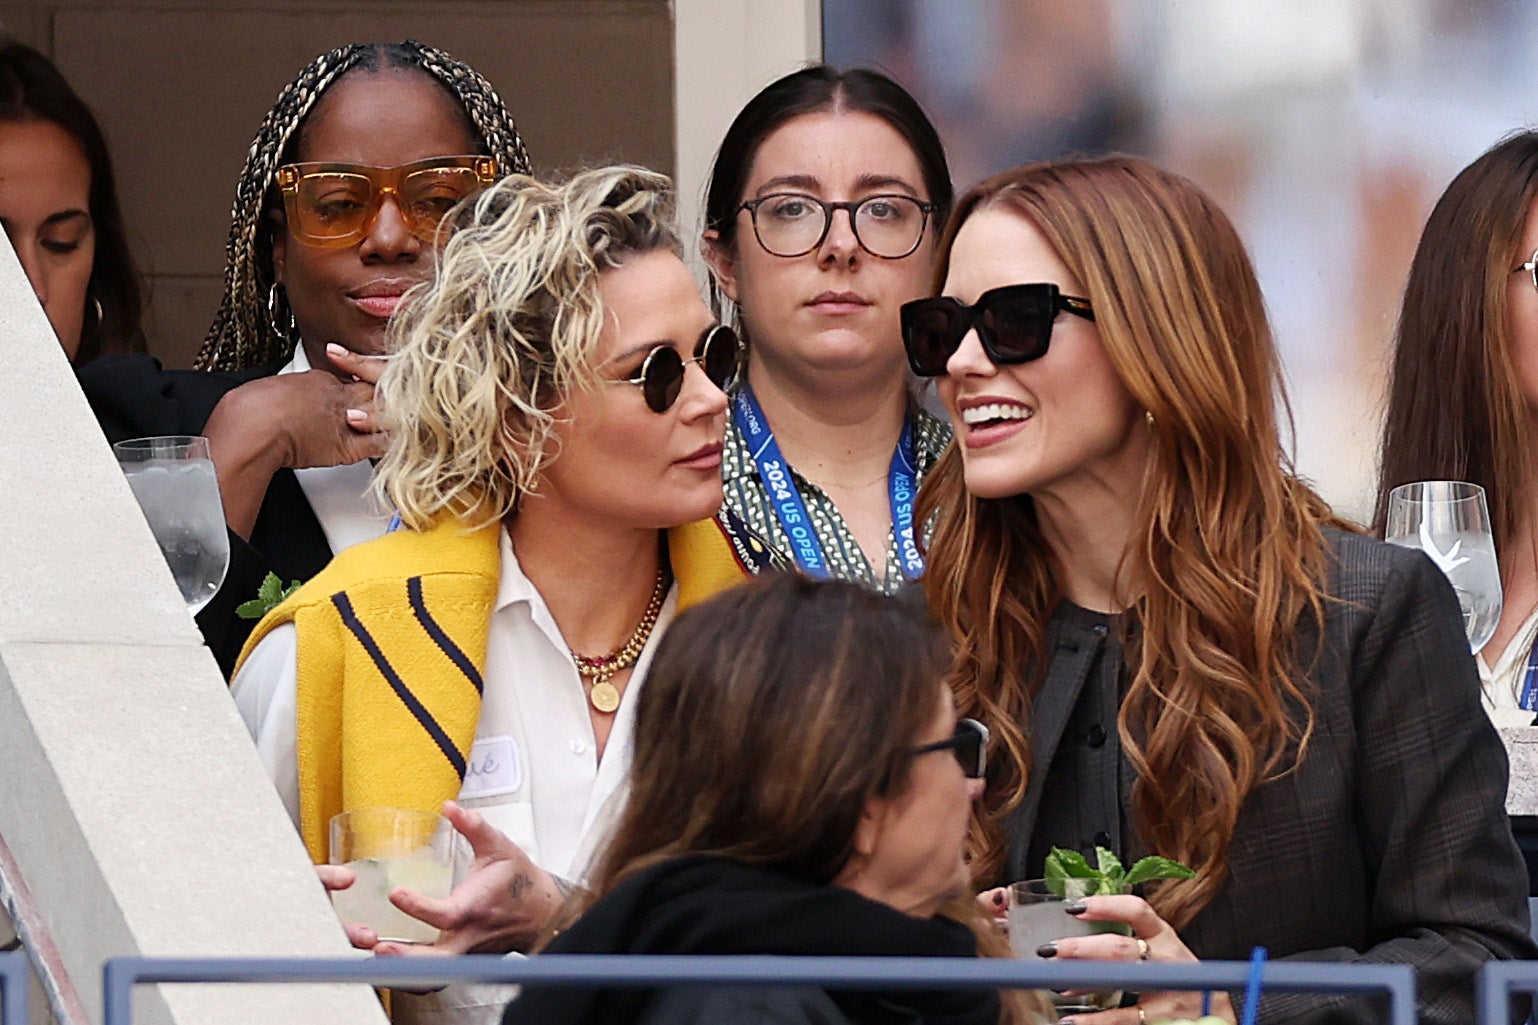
1063, 901, 1087, 915
1036, 943, 1057, 958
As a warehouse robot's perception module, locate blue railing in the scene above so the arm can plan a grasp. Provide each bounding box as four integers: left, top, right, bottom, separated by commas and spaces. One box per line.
102, 954, 1418, 1025
1480, 960, 1538, 1024
0, 952, 28, 1025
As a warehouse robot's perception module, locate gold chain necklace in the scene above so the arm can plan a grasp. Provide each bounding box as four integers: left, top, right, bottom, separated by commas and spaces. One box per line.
571, 568, 667, 714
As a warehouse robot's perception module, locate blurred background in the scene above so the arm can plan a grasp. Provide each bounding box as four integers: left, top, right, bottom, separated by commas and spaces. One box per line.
827, 0, 1538, 520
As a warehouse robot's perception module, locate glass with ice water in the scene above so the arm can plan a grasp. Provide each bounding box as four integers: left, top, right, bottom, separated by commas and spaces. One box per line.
113, 436, 230, 614
1008, 879, 1131, 1015
328, 808, 456, 944
1384, 480, 1503, 653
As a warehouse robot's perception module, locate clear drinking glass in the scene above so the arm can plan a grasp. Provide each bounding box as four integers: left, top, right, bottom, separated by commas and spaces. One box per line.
1384, 480, 1502, 653
113, 435, 230, 615
1007, 879, 1131, 1015
328, 808, 456, 943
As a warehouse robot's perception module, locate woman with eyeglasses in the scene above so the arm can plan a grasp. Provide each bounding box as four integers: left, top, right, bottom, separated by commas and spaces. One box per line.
906, 156, 1534, 1024
1377, 132, 1538, 731
502, 572, 1044, 1025
232, 166, 766, 1024
701, 66, 953, 594
1, 39, 146, 364
78, 40, 527, 676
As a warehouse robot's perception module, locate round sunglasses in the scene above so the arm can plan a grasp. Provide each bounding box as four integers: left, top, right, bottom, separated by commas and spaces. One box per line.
900, 283, 1095, 377
615, 324, 741, 413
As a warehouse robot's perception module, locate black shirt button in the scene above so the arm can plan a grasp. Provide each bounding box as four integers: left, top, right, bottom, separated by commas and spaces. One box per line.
1093, 830, 1113, 849
1086, 724, 1107, 747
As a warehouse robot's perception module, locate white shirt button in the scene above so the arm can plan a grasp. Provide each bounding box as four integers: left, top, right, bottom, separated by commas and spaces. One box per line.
571, 739, 587, 755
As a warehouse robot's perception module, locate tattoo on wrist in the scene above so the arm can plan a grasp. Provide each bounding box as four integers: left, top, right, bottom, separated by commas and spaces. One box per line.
509, 873, 532, 900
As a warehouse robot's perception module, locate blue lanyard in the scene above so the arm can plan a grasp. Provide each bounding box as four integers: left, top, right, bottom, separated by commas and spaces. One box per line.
1520, 631, 1538, 712
734, 385, 923, 581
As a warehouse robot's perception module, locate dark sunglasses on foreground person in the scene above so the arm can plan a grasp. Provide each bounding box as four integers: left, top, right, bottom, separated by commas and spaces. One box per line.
613, 323, 742, 413
276, 154, 500, 246
900, 282, 1095, 377
910, 717, 989, 779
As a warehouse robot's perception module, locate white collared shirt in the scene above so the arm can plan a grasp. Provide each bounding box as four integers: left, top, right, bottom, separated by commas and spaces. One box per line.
1478, 602, 1538, 728
231, 526, 672, 883
278, 346, 392, 554
231, 527, 673, 1025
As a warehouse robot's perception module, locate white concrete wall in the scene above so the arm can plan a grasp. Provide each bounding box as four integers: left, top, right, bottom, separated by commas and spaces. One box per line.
0, 241, 385, 1025
672, 0, 822, 266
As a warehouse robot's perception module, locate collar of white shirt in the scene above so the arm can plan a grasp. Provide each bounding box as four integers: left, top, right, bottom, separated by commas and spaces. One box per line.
278, 346, 392, 555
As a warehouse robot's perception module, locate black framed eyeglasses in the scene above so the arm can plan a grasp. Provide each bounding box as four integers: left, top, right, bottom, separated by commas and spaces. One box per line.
615, 324, 741, 413
738, 192, 936, 259
900, 282, 1095, 377
910, 718, 989, 779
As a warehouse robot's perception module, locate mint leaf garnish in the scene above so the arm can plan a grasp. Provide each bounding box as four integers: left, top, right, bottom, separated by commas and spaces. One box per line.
234, 572, 302, 620
1096, 846, 1126, 890
1123, 855, 1197, 888
1046, 845, 1193, 896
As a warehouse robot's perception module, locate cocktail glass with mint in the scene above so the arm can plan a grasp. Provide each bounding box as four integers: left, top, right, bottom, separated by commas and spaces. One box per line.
1008, 847, 1195, 1014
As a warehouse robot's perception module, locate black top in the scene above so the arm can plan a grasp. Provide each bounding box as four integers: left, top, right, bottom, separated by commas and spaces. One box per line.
1002, 527, 1537, 1024
77, 352, 333, 675
1022, 601, 1130, 877
502, 857, 1000, 1025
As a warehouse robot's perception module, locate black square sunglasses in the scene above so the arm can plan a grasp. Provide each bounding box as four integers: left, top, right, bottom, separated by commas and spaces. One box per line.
910, 717, 989, 778
618, 324, 742, 413
900, 283, 1095, 378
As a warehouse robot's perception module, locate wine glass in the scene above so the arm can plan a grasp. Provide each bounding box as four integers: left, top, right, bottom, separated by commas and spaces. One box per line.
113, 435, 230, 615
1384, 480, 1502, 653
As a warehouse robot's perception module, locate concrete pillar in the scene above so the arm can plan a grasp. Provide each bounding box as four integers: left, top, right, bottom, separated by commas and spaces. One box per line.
0, 241, 385, 1025
672, 0, 822, 265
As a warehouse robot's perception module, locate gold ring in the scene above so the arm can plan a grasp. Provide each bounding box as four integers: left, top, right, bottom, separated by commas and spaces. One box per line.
1136, 938, 1150, 960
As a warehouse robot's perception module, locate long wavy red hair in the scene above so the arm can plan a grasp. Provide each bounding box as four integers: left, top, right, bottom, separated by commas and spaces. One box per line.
918, 156, 1354, 929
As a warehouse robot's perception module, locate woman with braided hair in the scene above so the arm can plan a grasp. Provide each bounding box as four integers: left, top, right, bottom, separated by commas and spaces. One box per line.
80, 40, 527, 674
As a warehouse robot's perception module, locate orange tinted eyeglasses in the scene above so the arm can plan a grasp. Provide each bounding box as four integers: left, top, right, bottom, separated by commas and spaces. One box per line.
275, 155, 499, 247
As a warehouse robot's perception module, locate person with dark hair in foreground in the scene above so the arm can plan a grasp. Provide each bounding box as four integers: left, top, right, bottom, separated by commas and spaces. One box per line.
504, 572, 1046, 1025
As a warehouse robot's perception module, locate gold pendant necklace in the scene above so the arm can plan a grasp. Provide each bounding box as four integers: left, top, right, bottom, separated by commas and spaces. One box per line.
571, 568, 667, 714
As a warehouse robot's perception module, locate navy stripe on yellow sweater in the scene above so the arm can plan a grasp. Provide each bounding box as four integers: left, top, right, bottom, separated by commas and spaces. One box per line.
331, 591, 468, 779
407, 576, 485, 695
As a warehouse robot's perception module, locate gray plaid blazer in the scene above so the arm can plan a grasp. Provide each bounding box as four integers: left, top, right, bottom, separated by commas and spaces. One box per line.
1002, 528, 1537, 1024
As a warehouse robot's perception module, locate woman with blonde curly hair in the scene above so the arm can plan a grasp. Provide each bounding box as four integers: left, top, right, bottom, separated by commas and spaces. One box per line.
903, 155, 1533, 1024
231, 166, 767, 1025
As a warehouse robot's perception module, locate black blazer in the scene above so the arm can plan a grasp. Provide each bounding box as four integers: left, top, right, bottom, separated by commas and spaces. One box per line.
78, 353, 333, 675
1005, 528, 1536, 1025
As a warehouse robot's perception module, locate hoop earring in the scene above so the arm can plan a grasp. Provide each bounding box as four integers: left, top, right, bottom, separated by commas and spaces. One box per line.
267, 283, 297, 343
89, 295, 104, 324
